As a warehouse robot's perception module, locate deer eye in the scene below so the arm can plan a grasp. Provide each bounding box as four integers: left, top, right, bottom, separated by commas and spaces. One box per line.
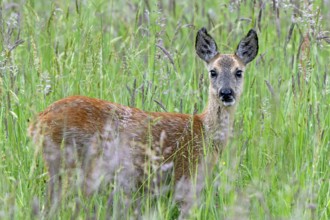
210, 70, 218, 78
235, 70, 243, 78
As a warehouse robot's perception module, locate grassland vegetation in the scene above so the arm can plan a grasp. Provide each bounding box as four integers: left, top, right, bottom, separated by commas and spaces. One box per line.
0, 0, 329, 219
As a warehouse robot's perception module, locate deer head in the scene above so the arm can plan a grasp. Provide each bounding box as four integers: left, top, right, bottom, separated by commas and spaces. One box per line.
196, 28, 258, 107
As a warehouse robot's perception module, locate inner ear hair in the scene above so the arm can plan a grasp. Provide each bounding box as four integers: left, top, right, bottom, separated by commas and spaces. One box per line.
195, 27, 219, 63
235, 29, 258, 65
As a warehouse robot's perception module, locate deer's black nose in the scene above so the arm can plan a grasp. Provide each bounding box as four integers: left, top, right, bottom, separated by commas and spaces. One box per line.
219, 88, 233, 98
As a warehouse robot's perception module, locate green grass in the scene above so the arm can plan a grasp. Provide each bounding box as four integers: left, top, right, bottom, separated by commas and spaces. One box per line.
1, 0, 329, 219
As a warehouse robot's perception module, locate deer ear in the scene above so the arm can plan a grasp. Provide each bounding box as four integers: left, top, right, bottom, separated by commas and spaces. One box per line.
195, 27, 219, 63
235, 29, 258, 65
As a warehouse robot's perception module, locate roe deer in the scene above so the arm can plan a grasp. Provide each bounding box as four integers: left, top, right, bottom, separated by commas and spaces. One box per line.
29, 28, 258, 204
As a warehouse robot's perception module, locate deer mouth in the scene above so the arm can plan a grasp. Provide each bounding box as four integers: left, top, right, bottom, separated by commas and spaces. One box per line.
221, 97, 236, 106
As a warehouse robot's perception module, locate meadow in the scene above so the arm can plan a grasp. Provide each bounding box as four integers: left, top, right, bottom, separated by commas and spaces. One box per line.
0, 0, 329, 219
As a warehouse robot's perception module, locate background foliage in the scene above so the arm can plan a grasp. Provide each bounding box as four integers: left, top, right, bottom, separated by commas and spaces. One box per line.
0, 0, 329, 219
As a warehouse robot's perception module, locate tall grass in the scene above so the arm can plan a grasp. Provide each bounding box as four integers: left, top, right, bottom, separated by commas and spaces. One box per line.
0, 0, 329, 219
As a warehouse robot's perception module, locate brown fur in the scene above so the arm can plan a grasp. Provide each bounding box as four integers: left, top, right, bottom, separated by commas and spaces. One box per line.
28, 28, 258, 202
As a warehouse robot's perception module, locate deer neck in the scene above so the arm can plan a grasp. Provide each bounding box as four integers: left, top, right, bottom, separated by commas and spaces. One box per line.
199, 91, 236, 151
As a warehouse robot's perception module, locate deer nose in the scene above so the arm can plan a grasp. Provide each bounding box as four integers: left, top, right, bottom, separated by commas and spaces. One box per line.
219, 88, 233, 98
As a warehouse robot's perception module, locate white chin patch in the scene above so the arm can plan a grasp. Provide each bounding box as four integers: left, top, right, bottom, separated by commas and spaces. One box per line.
223, 100, 235, 106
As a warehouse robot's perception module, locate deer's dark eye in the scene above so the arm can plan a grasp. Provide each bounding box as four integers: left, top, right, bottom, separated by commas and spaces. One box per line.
235, 70, 243, 78
210, 70, 218, 78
